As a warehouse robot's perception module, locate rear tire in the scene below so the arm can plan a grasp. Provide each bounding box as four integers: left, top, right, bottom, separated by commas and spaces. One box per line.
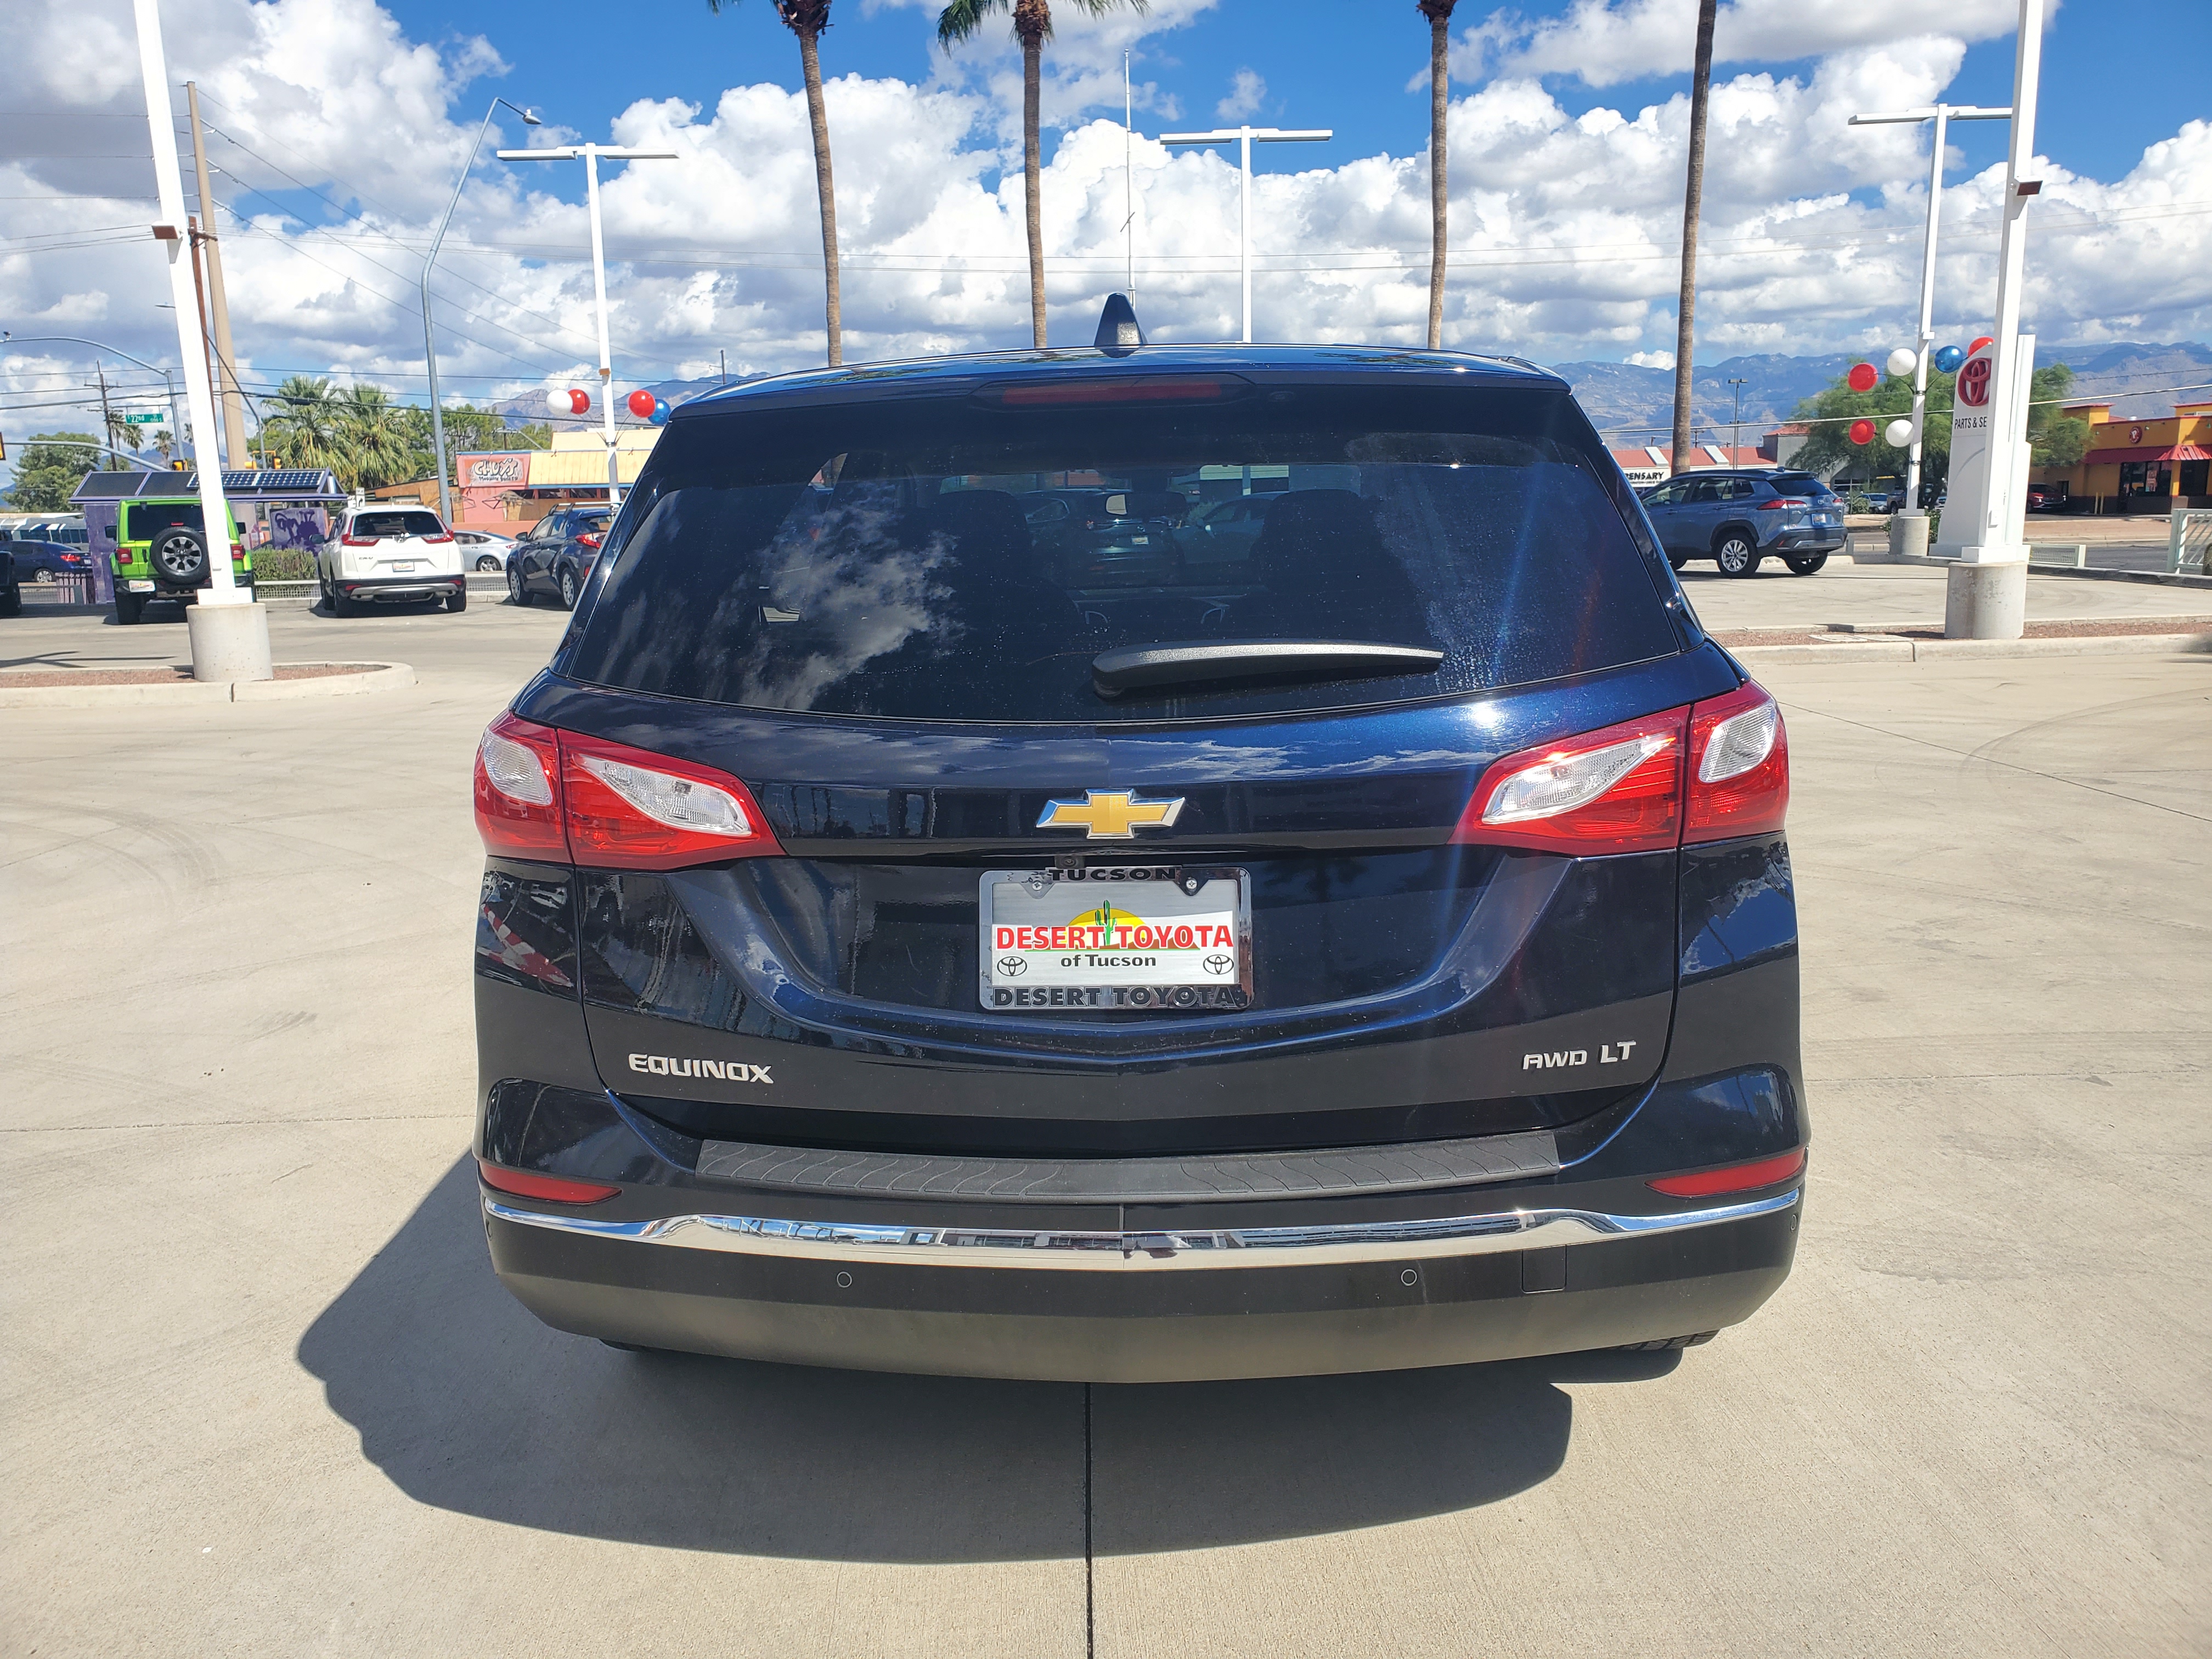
558, 567, 579, 611
1714, 534, 1762, 577
330, 586, 358, 618
1783, 554, 1829, 576
1618, 1331, 1718, 1352
113, 591, 143, 625
446, 587, 468, 613
2, 585, 22, 618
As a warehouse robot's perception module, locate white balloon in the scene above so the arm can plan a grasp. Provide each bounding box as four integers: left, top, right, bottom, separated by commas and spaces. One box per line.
1885, 419, 1916, 447
1886, 347, 1918, 379
546, 388, 570, 416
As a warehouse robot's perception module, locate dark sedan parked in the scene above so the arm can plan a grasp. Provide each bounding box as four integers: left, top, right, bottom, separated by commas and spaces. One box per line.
506, 506, 613, 610
1639, 469, 1843, 576
9, 538, 96, 584
470, 313, 1805, 1384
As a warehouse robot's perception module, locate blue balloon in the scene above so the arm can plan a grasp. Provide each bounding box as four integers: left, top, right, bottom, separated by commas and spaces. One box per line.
650, 400, 672, 426
1933, 345, 1965, 375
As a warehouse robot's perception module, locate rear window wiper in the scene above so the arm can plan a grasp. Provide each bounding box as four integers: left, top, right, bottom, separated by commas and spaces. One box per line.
1091, 639, 1444, 698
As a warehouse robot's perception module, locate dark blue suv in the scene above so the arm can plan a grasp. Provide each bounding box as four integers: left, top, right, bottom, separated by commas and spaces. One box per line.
470, 318, 1805, 1383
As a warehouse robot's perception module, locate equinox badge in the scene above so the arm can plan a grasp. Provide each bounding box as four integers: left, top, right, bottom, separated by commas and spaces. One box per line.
1036, 789, 1186, 840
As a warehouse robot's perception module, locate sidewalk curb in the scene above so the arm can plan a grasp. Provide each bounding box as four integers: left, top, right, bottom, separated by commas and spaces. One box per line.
1733, 632, 2212, 665
1848, 551, 2211, 588
0, 662, 415, 709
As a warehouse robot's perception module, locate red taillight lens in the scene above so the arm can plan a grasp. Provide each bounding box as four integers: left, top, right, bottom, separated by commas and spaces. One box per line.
477, 1159, 619, 1204
473, 711, 566, 859
575, 533, 602, 550
423, 531, 454, 543
1757, 496, 1812, 510
341, 533, 378, 546
474, 716, 784, 870
559, 732, 782, 870
1453, 708, 1687, 854
1685, 681, 1789, 843
1648, 1147, 1805, 1197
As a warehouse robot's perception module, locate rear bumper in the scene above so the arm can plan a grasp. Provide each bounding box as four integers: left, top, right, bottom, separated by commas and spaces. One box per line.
1772, 529, 1844, 550
482, 1183, 1800, 1382
339, 573, 463, 600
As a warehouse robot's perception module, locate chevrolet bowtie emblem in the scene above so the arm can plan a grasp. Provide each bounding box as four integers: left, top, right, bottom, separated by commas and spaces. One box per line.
1036, 789, 1186, 840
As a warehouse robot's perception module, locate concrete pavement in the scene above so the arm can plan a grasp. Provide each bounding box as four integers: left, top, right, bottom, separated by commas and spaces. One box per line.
3, 602, 2207, 1656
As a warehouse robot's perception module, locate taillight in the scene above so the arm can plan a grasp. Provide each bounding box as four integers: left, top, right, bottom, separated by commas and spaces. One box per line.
575, 533, 602, 550
341, 533, 378, 546
1648, 1147, 1805, 1197
560, 732, 780, 870
423, 531, 454, 544
1685, 681, 1788, 843
476, 713, 784, 869
477, 1159, 619, 1204
1757, 496, 1812, 510
1453, 708, 1686, 854
473, 711, 565, 860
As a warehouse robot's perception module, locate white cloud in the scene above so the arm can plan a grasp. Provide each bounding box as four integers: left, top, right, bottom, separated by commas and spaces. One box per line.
1216, 69, 1266, 121
2, 0, 2203, 472
1625, 349, 1675, 367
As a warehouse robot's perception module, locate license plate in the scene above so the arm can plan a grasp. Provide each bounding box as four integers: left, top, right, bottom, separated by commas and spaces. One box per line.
392, 561, 419, 572
979, 866, 1251, 1011
128, 580, 155, 591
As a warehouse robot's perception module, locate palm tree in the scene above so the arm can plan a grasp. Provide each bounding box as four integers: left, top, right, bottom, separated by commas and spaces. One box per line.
334, 384, 412, 492
1419, 1, 1458, 350
936, 0, 1147, 350
1668, 0, 1718, 476
261, 376, 344, 477
712, 1, 844, 365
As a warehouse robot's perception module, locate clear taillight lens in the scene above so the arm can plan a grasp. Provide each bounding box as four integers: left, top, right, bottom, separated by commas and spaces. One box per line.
575, 754, 753, 838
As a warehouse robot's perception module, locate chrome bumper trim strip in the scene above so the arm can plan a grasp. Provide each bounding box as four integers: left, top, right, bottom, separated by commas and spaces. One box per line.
483, 1186, 1801, 1272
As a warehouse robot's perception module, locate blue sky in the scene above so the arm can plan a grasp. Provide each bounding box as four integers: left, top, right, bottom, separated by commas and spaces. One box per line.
385, 0, 2207, 205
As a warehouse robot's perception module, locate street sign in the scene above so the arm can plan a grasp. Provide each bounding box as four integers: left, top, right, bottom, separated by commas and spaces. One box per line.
123, 411, 165, 425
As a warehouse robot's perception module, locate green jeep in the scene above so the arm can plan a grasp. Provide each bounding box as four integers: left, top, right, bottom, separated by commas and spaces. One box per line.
110, 495, 253, 625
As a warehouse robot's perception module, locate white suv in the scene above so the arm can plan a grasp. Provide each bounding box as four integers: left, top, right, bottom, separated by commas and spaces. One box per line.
319, 506, 467, 615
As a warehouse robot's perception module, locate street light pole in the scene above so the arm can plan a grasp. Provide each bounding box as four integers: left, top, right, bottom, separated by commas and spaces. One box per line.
1159, 125, 1331, 343
133, 0, 268, 681
425, 98, 539, 527
1848, 101, 2010, 511
497, 143, 675, 510
1728, 376, 1747, 462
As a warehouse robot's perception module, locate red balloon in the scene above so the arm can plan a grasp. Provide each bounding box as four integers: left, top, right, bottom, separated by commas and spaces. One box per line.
1968, 335, 1994, 355
1847, 362, 1878, 392
1849, 419, 1876, 446
627, 389, 657, 419
566, 388, 590, 415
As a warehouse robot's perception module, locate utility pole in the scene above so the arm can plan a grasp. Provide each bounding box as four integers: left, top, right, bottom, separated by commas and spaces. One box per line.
1159, 125, 1332, 343
1848, 101, 2011, 515
719, 348, 727, 386
1727, 376, 1747, 461
1933, 0, 2046, 640
498, 143, 676, 509
134, 0, 267, 680
96, 362, 119, 469
1669, 0, 1717, 476
185, 83, 252, 469
424, 98, 539, 527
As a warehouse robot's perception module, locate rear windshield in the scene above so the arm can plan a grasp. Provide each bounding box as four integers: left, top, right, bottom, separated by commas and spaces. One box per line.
567, 383, 1679, 724
349, 510, 445, 538
1770, 472, 1837, 498
124, 502, 203, 538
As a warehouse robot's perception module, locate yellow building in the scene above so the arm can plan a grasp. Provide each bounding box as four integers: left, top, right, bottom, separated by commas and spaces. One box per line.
2035, 399, 2212, 511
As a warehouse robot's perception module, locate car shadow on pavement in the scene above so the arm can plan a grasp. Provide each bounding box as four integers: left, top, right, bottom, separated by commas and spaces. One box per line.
298, 1155, 1677, 1563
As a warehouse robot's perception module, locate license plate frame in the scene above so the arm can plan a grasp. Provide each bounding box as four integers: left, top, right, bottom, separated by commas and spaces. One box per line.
977, 865, 1253, 1012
